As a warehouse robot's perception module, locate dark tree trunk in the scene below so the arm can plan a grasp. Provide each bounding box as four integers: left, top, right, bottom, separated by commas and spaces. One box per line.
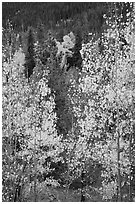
81, 171, 85, 202
14, 183, 22, 202
117, 131, 122, 202
13, 161, 27, 202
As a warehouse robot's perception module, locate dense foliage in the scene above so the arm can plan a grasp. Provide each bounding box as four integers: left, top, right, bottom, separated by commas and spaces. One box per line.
2, 2, 135, 202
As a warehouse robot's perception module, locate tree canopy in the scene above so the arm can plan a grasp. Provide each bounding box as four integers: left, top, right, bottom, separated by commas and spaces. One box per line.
2, 2, 135, 202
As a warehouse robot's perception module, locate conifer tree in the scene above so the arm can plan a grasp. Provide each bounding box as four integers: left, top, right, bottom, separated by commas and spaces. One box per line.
24, 28, 35, 81
37, 21, 45, 43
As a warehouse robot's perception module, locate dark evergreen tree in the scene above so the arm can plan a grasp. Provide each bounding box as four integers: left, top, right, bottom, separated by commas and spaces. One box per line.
24, 28, 35, 81
37, 21, 45, 43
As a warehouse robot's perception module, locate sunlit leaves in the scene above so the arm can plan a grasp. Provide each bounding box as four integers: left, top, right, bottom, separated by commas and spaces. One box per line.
2, 43, 63, 201
65, 6, 134, 200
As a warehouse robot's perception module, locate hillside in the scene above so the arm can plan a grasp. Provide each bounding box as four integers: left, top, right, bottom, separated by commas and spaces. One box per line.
2, 2, 135, 202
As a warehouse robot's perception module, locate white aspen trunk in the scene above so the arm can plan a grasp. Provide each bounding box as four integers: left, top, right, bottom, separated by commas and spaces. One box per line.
7, 50, 12, 201
128, 133, 132, 201
34, 128, 37, 202
114, 4, 122, 201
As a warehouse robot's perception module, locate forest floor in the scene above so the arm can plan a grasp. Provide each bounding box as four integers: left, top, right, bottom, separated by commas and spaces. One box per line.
23, 185, 103, 202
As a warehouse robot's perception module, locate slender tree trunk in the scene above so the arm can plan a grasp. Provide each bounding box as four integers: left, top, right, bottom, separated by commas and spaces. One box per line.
117, 131, 122, 201
13, 129, 18, 201
7, 56, 12, 201
128, 134, 132, 201
66, 159, 70, 201
113, 4, 122, 201
13, 160, 27, 202
7, 114, 12, 201
81, 170, 85, 202
34, 136, 37, 202
66, 115, 76, 201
